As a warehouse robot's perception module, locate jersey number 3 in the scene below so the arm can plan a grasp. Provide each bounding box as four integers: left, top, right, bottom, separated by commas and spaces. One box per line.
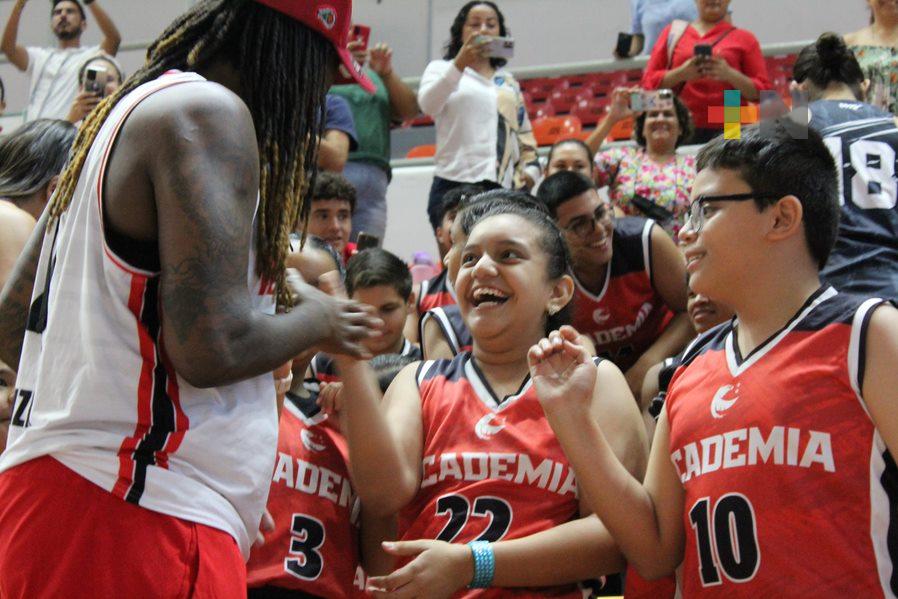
689, 493, 760, 586
285, 514, 325, 581
435, 495, 512, 542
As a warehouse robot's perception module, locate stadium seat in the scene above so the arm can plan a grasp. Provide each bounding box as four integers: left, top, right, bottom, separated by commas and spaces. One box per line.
406, 144, 436, 159
609, 116, 634, 141
532, 115, 583, 146
571, 97, 610, 126
532, 102, 557, 120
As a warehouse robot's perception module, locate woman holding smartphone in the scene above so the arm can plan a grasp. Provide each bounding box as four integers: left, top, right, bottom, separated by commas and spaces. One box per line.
584, 87, 696, 237
418, 2, 539, 235
641, 0, 769, 143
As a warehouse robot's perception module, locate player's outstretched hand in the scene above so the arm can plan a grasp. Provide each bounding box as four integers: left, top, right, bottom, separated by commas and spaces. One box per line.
286, 269, 382, 360
367, 540, 471, 598
528, 325, 596, 416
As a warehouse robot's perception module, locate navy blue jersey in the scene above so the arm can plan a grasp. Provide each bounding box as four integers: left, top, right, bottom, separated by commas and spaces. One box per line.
420, 304, 473, 359
810, 99, 898, 299
310, 339, 421, 384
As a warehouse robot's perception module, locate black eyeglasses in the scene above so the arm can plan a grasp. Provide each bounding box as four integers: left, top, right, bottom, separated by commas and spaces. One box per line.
563, 204, 615, 238
683, 193, 780, 234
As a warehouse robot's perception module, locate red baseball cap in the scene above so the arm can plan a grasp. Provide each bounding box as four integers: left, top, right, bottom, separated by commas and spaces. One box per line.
253, 0, 375, 93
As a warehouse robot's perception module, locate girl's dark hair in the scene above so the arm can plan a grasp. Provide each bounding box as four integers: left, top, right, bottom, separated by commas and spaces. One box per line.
793, 33, 866, 101
463, 191, 572, 333
77, 54, 125, 87
546, 138, 595, 170
0, 119, 76, 201
633, 94, 694, 148
49, 0, 335, 308
443, 1, 509, 69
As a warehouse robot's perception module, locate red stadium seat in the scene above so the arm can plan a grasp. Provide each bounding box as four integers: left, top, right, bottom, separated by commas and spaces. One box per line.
609, 116, 634, 141
571, 97, 609, 126
406, 144, 436, 159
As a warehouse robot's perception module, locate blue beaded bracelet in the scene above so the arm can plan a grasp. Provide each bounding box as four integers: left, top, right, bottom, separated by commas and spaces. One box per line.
467, 541, 495, 588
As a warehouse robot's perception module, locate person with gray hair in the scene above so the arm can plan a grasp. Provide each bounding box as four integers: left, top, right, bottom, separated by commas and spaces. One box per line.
0, 118, 75, 452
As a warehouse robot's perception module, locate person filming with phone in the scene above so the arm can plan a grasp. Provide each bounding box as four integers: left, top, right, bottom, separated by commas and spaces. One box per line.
66, 53, 123, 123
641, 0, 770, 144
585, 87, 696, 237
418, 1, 539, 236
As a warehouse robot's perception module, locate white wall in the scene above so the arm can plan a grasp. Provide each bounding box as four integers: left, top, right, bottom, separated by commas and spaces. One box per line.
0, 0, 872, 115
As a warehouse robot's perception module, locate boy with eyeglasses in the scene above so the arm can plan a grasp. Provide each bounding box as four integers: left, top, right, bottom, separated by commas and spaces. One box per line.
530, 122, 898, 596
537, 171, 692, 398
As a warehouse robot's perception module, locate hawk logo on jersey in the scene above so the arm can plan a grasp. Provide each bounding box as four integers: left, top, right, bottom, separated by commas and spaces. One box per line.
475, 413, 507, 440
710, 384, 740, 419
592, 308, 611, 324
301, 429, 327, 452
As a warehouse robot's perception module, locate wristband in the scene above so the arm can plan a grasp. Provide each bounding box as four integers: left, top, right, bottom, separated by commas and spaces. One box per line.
467, 541, 495, 588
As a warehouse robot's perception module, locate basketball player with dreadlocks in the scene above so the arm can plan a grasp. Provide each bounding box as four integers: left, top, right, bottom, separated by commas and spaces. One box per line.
0, 1, 380, 596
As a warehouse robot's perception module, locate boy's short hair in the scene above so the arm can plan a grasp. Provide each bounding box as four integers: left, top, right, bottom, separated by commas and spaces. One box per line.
696, 121, 839, 269
311, 171, 357, 213
536, 171, 597, 219
52, 0, 86, 20
369, 353, 417, 393
345, 248, 413, 300
436, 181, 503, 225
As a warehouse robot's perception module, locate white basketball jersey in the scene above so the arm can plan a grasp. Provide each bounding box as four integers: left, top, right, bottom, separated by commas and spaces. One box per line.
1, 71, 278, 557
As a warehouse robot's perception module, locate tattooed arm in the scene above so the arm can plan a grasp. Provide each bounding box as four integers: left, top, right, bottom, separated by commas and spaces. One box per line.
121, 83, 378, 389
0, 209, 47, 369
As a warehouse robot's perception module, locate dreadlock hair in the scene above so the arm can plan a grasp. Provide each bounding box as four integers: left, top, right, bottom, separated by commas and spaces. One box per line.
50, 0, 336, 307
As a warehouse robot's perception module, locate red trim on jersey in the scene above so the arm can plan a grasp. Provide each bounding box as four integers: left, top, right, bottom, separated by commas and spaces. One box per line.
112, 274, 156, 498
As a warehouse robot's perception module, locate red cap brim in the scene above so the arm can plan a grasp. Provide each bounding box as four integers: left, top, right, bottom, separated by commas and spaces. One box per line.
335, 47, 375, 94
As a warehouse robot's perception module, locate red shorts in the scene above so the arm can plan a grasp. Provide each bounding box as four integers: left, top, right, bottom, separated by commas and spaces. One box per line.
0, 456, 246, 599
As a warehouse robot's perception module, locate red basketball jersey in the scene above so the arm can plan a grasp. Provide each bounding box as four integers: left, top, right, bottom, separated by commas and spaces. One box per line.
570, 217, 674, 371
400, 353, 585, 598
416, 269, 457, 316
665, 287, 897, 597
246, 391, 366, 596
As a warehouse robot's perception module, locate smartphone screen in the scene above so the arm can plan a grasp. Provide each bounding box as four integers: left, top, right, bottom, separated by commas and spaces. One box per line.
616, 32, 633, 57
694, 44, 712, 58
356, 232, 380, 251
351, 24, 371, 51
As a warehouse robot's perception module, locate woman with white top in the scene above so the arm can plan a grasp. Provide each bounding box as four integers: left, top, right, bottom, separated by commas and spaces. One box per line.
418, 1, 539, 231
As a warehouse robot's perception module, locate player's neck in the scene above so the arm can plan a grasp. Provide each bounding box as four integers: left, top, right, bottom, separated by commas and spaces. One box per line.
731, 271, 822, 358
196, 60, 243, 99
820, 84, 861, 102
871, 19, 898, 44
573, 259, 608, 295
472, 346, 533, 397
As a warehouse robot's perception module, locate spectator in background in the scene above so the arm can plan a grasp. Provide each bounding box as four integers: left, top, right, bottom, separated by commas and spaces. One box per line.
586, 87, 696, 237
642, 0, 769, 144
2, 0, 121, 121
795, 32, 898, 299
418, 1, 539, 231
845, 0, 898, 115
332, 40, 419, 241
544, 138, 595, 180
318, 93, 358, 172
616, 0, 698, 58
537, 171, 693, 400
66, 53, 123, 123
305, 171, 358, 265
0, 118, 76, 453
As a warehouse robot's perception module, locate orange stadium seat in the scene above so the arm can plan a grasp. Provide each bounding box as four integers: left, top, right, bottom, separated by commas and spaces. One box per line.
609, 116, 634, 141
532, 115, 582, 146
406, 144, 436, 159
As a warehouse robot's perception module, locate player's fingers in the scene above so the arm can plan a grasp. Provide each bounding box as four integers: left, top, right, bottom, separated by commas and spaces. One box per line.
559, 325, 580, 341
528, 343, 545, 364
381, 539, 434, 556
